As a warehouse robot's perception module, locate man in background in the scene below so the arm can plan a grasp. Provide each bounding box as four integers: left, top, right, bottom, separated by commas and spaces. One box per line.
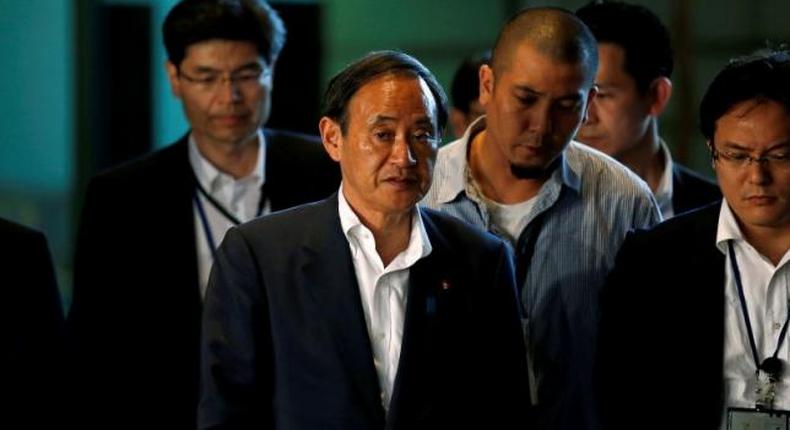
577, 1, 720, 218
69, 1, 339, 428
598, 49, 790, 429
449, 52, 490, 138
422, 7, 659, 430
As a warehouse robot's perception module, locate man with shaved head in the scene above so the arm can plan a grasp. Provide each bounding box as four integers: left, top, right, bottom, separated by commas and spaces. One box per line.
423, 7, 659, 429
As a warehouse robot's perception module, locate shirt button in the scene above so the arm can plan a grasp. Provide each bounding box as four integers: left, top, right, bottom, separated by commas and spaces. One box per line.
774, 322, 783, 331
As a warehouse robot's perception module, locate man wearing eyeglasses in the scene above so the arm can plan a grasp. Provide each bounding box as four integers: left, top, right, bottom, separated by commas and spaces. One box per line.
69, 1, 339, 428
597, 50, 790, 430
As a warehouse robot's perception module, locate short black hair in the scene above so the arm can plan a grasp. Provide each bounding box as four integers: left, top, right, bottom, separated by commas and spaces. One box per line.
699, 49, 790, 142
577, 1, 673, 94
163, 0, 285, 67
322, 50, 449, 135
491, 7, 598, 86
450, 52, 490, 114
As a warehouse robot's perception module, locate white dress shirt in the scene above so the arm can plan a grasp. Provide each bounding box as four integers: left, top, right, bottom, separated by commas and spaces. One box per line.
337, 185, 432, 411
189, 130, 267, 298
718, 201, 790, 412
654, 139, 675, 220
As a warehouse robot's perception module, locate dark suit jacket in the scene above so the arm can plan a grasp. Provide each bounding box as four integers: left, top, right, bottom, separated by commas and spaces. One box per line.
671, 162, 721, 216
69, 129, 340, 429
199, 195, 531, 429
0, 218, 65, 425
597, 202, 725, 430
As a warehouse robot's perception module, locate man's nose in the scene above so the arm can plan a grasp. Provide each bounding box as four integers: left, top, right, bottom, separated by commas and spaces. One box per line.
390, 137, 417, 167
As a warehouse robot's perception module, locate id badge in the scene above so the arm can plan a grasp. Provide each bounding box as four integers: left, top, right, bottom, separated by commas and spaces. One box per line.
727, 407, 789, 430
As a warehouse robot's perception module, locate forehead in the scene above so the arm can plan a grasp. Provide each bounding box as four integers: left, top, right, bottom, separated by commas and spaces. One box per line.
181, 39, 262, 69
347, 74, 437, 125
596, 43, 631, 82
714, 99, 790, 149
500, 43, 591, 96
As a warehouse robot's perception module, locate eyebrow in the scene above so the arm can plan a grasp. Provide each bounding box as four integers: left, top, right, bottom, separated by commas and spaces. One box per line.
720, 141, 790, 152
514, 84, 583, 101
368, 115, 435, 128
188, 62, 263, 75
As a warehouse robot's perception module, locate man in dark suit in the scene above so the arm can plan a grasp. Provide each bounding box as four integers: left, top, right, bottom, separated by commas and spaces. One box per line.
597, 50, 790, 429
1, 218, 65, 425
68, 1, 339, 428
199, 51, 530, 429
576, 1, 720, 219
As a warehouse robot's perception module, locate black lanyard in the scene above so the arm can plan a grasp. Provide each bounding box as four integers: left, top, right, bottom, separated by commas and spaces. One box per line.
193, 181, 266, 258
728, 240, 790, 378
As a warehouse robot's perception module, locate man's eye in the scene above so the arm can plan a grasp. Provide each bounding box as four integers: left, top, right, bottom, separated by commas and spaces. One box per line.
768, 153, 790, 161
517, 95, 537, 106
556, 100, 581, 111
726, 152, 750, 161
235, 72, 261, 82
374, 131, 394, 141
196, 76, 219, 85
412, 133, 435, 144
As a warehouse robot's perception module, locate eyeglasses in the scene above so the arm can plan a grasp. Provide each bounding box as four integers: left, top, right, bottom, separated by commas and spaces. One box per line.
178, 67, 270, 94
712, 147, 790, 170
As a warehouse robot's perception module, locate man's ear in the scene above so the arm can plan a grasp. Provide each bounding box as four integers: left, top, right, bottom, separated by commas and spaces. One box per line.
647, 77, 672, 117
706, 139, 717, 169
478, 64, 495, 107
165, 60, 182, 98
319, 117, 343, 162
582, 85, 598, 124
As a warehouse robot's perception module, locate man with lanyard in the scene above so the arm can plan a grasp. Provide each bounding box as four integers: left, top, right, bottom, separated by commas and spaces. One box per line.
421, 7, 659, 430
597, 50, 790, 430
576, 1, 721, 219
69, 1, 338, 428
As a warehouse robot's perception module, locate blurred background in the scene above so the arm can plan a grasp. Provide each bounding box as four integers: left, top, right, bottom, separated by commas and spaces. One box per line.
1, 0, 788, 311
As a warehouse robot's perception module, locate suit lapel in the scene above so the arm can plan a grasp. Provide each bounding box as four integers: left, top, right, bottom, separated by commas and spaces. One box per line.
388, 210, 454, 426
301, 195, 386, 426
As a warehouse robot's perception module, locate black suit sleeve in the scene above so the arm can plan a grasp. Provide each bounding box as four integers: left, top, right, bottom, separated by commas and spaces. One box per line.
596, 230, 649, 429
199, 227, 273, 430
0, 219, 64, 423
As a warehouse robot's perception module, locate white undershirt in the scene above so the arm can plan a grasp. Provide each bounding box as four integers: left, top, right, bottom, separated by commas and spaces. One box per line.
337, 184, 432, 411
484, 196, 538, 243
718, 201, 790, 417
189, 130, 267, 298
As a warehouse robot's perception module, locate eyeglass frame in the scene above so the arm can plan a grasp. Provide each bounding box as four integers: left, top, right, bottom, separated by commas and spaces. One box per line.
710, 145, 790, 169
176, 64, 272, 93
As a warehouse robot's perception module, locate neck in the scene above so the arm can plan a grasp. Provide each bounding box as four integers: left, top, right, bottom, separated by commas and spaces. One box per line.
740, 223, 790, 266
615, 122, 664, 193
469, 130, 548, 204
195, 133, 260, 179
345, 194, 413, 267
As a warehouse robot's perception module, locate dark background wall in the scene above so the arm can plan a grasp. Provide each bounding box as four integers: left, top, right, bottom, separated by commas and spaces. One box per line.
1, 0, 788, 310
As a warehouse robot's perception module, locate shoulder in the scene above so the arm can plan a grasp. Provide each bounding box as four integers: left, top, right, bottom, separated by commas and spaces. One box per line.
237, 196, 336, 242
0, 217, 45, 245
436, 137, 468, 166
421, 207, 507, 254
625, 202, 720, 251
567, 141, 651, 194
673, 163, 721, 193
88, 137, 189, 189
265, 128, 323, 156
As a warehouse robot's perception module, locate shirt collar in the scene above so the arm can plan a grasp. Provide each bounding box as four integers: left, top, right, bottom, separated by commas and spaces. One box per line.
338, 183, 432, 269
654, 139, 675, 216
716, 199, 744, 254
434, 115, 581, 204
188, 129, 266, 192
